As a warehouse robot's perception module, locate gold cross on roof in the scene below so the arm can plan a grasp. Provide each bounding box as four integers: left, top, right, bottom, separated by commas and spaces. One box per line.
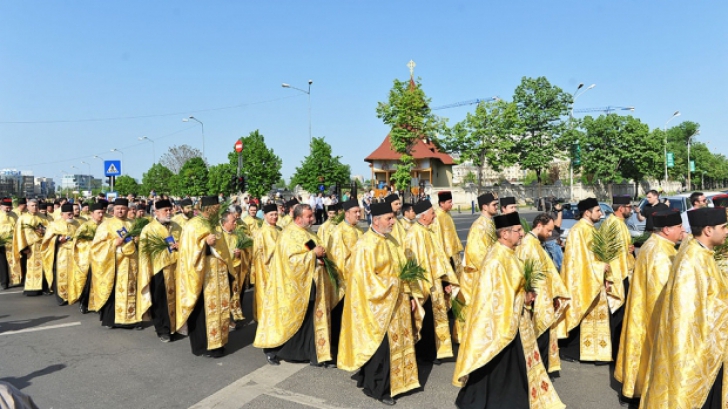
407, 60, 416, 77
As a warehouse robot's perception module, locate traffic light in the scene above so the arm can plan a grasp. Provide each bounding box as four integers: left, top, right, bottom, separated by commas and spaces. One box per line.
229, 176, 238, 193
236, 176, 246, 192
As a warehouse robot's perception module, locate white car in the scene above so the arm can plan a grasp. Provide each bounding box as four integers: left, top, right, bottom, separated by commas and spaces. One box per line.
559, 202, 615, 241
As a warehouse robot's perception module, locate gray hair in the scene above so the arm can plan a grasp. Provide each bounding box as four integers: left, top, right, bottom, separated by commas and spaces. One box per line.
293, 203, 312, 219
28, 199, 38, 206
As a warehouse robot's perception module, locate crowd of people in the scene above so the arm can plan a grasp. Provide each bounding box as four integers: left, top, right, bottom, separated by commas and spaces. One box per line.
0, 188, 726, 408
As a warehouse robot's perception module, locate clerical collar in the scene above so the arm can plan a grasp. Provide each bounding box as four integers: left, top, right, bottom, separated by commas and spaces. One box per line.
695, 239, 711, 251
528, 231, 539, 241
370, 226, 387, 237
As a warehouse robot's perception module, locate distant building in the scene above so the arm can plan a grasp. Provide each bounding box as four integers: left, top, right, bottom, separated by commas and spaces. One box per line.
364, 135, 454, 193
452, 157, 569, 185
0, 169, 35, 198
60, 174, 102, 192
34, 177, 55, 198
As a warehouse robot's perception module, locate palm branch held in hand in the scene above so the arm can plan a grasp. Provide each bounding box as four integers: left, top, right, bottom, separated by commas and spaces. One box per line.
305, 239, 340, 295
591, 221, 624, 264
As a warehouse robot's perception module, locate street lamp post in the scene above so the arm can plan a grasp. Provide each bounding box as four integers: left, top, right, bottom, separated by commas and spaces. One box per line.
282, 80, 313, 152
686, 129, 700, 191
182, 116, 205, 159
664, 111, 681, 187
81, 161, 91, 176
138, 136, 156, 164
110, 148, 124, 163
569, 83, 595, 201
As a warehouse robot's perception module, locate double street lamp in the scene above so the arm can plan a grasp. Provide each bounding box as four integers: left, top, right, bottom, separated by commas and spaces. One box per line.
282, 80, 313, 152
569, 83, 596, 201
664, 111, 681, 185
138, 136, 156, 164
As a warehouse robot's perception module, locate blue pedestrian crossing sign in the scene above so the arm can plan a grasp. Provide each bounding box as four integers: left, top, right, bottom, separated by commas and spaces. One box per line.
104, 160, 122, 177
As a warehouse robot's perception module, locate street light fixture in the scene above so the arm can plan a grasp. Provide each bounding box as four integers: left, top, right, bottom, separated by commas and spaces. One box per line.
81, 161, 91, 175
110, 148, 124, 163
664, 111, 681, 185
138, 136, 156, 164
686, 129, 700, 191
182, 116, 205, 159
93, 155, 104, 162
569, 83, 596, 201
282, 80, 313, 152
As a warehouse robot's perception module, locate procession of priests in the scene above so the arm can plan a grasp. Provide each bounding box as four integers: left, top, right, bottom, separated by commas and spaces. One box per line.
3, 189, 727, 409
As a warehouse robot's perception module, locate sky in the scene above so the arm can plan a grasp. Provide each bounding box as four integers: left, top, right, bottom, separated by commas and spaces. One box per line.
1, 1, 726, 188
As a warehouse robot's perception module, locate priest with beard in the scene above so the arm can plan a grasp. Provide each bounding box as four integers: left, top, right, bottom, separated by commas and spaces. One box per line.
13, 200, 48, 296
138, 199, 182, 342
254, 203, 336, 368
68, 202, 105, 314
454, 212, 564, 409
175, 196, 234, 358
40, 203, 80, 305
89, 198, 143, 329
171, 198, 194, 227
251, 202, 281, 323
338, 202, 421, 406
403, 199, 459, 364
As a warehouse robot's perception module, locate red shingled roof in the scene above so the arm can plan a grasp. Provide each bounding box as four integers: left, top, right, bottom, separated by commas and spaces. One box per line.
364, 135, 454, 165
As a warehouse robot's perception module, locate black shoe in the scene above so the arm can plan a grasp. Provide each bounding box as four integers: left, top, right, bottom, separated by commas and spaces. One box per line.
79, 304, 89, 314
104, 325, 114, 329
310, 362, 324, 367
159, 334, 171, 343
266, 355, 281, 366
324, 361, 337, 369
203, 348, 226, 358
135, 325, 144, 331
560, 355, 577, 363
432, 359, 442, 365
378, 396, 396, 406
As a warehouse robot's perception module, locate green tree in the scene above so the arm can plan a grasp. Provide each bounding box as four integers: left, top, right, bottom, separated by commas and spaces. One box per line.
460, 171, 478, 188
141, 163, 175, 196
512, 76, 572, 198
291, 137, 351, 194
207, 163, 237, 196
376, 77, 446, 190
177, 157, 209, 197
442, 99, 521, 193
663, 121, 700, 186
579, 114, 653, 197
114, 175, 140, 197
233, 130, 282, 199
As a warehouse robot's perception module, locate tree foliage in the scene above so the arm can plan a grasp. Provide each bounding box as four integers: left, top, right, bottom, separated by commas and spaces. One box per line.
375, 77, 446, 190
141, 163, 175, 196
233, 130, 282, 199
207, 163, 237, 196
512, 76, 572, 196
290, 137, 351, 193
176, 157, 208, 197
442, 99, 521, 192
160, 144, 204, 174
114, 175, 140, 197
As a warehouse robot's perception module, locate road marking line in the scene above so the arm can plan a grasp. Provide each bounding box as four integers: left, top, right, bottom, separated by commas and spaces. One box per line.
188, 361, 307, 409
0, 291, 23, 295
0, 321, 81, 336
267, 387, 353, 409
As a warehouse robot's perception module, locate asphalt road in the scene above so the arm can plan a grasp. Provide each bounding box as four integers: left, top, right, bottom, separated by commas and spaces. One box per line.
0, 211, 627, 409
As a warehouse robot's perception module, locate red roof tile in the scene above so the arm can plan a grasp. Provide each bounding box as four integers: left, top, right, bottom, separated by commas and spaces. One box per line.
364, 135, 454, 165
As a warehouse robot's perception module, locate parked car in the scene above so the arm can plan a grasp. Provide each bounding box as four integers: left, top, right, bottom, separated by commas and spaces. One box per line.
629, 191, 723, 234
559, 202, 615, 241
536, 196, 567, 212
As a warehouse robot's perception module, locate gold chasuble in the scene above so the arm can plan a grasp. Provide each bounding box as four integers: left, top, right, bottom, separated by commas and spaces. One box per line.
403, 221, 459, 360
138, 218, 181, 325
601, 215, 633, 309
171, 213, 191, 228
453, 242, 564, 408
13, 213, 46, 291
253, 223, 334, 363
241, 215, 261, 236
41, 218, 80, 301
640, 239, 728, 408
0, 211, 21, 286
338, 228, 421, 398
613, 234, 676, 398
431, 207, 464, 276
326, 221, 363, 284
277, 214, 291, 229
516, 232, 570, 373
400, 217, 415, 232
175, 216, 233, 350
89, 217, 141, 325
555, 218, 620, 362
316, 219, 336, 248
68, 220, 97, 304
219, 226, 250, 321
388, 216, 407, 246
251, 223, 281, 321
458, 215, 496, 342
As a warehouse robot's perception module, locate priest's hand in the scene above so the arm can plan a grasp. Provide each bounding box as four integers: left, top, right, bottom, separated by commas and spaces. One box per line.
525, 291, 536, 306
22, 248, 31, 255
34, 227, 44, 236
205, 234, 217, 246
444, 284, 452, 294
628, 244, 635, 253
605, 280, 613, 292
411, 298, 417, 312
114, 237, 124, 247
313, 245, 325, 258
553, 298, 561, 311
234, 248, 241, 257
170, 243, 179, 250
604, 264, 611, 273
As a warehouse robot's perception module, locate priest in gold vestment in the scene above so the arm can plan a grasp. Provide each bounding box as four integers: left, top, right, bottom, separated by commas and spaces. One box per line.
69, 202, 105, 314
382, 194, 406, 245
338, 202, 421, 406
254, 204, 336, 368
556, 198, 621, 363
171, 198, 194, 228
400, 202, 416, 231
89, 198, 142, 329
13, 200, 49, 296
403, 199, 459, 364
175, 196, 233, 358
276, 198, 297, 229
613, 210, 682, 401
430, 191, 464, 279
458, 193, 499, 342
515, 213, 570, 374
640, 207, 728, 409
317, 203, 339, 246
240, 203, 261, 236
0, 198, 20, 289
219, 207, 254, 324
40, 203, 80, 305
454, 212, 564, 409
251, 204, 281, 322
138, 199, 181, 342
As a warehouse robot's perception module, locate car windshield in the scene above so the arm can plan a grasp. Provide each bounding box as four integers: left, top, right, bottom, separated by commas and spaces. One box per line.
563, 206, 577, 219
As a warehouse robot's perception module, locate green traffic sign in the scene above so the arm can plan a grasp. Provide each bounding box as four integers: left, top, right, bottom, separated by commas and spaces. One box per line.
690, 160, 696, 172
667, 152, 674, 168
